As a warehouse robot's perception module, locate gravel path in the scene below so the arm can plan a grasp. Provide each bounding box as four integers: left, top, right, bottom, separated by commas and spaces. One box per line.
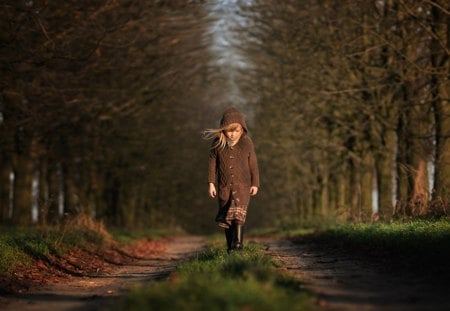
1, 236, 205, 311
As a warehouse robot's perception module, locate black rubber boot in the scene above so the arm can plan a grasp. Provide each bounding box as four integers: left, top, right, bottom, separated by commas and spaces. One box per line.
229, 223, 238, 252
225, 226, 233, 253
235, 225, 244, 251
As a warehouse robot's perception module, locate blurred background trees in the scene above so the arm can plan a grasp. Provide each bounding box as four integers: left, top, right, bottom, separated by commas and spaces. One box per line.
249, 0, 448, 227
0, 0, 448, 233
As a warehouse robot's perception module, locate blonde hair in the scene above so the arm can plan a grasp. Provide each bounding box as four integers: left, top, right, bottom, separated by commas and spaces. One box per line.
203, 123, 244, 150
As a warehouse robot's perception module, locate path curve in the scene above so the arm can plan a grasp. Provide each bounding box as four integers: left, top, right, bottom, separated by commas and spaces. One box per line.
2, 236, 205, 311
261, 238, 450, 311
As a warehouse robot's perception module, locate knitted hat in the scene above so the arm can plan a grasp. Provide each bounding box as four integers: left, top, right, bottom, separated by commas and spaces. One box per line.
220, 107, 248, 132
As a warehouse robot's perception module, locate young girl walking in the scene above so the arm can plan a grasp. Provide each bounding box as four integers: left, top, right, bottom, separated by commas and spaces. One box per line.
204, 107, 259, 252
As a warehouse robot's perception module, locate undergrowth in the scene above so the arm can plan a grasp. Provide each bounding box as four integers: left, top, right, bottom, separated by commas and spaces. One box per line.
115, 240, 314, 311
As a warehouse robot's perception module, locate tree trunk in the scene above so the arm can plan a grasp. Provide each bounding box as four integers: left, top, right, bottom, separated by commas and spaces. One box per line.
336, 169, 349, 221
375, 129, 396, 219
11, 153, 34, 225
105, 174, 121, 226
396, 93, 411, 204
76, 161, 97, 217
360, 152, 374, 221
93, 165, 106, 220
327, 176, 337, 218
122, 185, 137, 228
46, 163, 61, 224
0, 157, 12, 222
10, 127, 34, 224
63, 160, 79, 217
319, 174, 329, 221
430, 3, 450, 200
349, 160, 362, 221
39, 157, 49, 226
407, 99, 431, 214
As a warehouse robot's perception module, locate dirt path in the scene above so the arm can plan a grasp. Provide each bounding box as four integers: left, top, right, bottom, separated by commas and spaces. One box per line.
3, 236, 449, 311
1, 236, 205, 311
261, 238, 450, 311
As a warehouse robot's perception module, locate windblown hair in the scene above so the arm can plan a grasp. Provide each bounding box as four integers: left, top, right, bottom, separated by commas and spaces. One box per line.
203, 123, 244, 150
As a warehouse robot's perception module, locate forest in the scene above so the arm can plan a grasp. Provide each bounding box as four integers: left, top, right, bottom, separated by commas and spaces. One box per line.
0, 0, 448, 233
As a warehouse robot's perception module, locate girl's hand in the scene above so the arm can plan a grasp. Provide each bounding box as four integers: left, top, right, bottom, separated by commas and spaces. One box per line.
209, 183, 217, 198
250, 186, 258, 196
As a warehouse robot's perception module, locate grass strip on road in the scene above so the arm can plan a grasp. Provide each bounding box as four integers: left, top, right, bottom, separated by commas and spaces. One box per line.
116, 239, 314, 311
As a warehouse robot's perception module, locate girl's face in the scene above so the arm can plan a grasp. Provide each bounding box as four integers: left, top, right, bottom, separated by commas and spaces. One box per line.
224, 123, 243, 142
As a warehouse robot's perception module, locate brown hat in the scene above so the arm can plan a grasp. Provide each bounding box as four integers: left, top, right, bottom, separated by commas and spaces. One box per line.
220, 107, 248, 132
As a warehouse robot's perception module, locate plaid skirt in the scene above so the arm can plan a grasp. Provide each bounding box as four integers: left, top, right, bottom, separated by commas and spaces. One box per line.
215, 198, 248, 229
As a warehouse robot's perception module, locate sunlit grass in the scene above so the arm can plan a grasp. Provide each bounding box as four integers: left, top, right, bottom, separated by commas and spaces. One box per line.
0, 230, 30, 275
312, 220, 450, 249
116, 240, 314, 311
0, 215, 114, 276
0, 227, 72, 275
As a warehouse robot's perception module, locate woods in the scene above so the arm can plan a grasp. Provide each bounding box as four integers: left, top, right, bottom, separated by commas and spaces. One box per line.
0, 0, 448, 232
246, 0, 449, 226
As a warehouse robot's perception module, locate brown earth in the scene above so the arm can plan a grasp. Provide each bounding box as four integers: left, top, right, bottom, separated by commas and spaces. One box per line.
0, 236, 205, 311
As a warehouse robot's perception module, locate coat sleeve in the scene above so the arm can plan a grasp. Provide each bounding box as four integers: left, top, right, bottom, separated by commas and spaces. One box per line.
208, 143, 217, 184
248, 139, 260, 188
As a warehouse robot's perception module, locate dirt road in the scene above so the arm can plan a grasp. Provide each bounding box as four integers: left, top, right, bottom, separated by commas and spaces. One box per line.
262, 238, 450, 311
1, 236, 205, 311
3, 235, 449, 311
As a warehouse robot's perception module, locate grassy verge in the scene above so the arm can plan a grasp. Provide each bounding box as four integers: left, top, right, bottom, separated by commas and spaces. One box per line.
115, 240, 314, 311
0, 216, 112, 276
295, 219, 450, 270
0, 217, 176, 277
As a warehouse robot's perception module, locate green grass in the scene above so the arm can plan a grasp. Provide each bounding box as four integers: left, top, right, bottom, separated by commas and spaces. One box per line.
115, 240, 314, 311
0, 222, 111, 276
0, 227, 64, 275
296, 219, 450, 268
0, 232, 30, 275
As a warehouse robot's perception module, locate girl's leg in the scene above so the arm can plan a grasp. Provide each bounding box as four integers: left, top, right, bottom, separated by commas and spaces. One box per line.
225, 225, 233, 253
235, 221, 244, 250
224, 203, 247, 252
230, 220, 244, 251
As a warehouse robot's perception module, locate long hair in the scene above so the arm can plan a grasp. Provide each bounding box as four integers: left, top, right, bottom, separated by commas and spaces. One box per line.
203, 123, 244, 150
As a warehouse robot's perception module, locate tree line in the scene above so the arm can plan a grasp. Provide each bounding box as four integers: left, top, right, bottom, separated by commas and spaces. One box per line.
0, 0, 448, 232
242, 0, 449, 226
0, 0, 218, 231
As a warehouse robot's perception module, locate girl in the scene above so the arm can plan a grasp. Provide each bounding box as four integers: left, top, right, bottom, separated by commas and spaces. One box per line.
204, 107, 259, 252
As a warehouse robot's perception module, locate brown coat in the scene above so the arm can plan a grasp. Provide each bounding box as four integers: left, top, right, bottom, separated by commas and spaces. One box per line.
208, 135, 259, 208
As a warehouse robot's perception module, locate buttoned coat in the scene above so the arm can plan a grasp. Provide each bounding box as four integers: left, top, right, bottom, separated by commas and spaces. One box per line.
208, 135, 259, 208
